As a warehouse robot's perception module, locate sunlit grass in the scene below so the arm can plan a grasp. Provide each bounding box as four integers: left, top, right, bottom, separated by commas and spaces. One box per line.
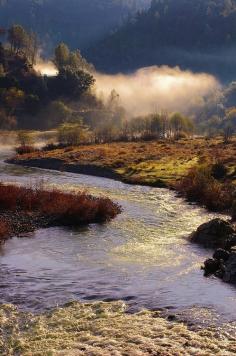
13, 136, 236, 188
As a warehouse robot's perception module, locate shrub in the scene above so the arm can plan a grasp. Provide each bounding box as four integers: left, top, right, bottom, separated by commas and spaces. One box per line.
0, 218, 10, 241
211, 162, 227, 180
176, 165, 234, 212
15, 145, 36, 155
0, 184, 121, 225
42, 143, 58, 151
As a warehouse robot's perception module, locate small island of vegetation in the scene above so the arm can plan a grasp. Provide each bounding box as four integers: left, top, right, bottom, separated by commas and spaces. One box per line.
0, 183, 121, 243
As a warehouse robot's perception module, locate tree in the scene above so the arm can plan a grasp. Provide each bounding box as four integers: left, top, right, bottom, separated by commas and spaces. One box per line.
223, 122, 234, 143
54, 43, 70, 70
55, 68, 95, 99
17, 130, 33, 146
44, 101, 72, 128
3, 87, 25, 115
54, 43, 94, 73
58, 120, 90, 146
27, 31, 39, 65
68, 50, 94, 73
8, 25, 29, 53
170, 112, 193, 139
150, 114, 162, 138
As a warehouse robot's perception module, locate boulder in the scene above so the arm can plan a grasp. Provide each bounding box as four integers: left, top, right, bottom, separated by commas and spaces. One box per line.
191, 218, 236, 248
203, 258, 220, 275
222, 252, 236, 283
213, 248, 230, 261
202, 250, 236, 283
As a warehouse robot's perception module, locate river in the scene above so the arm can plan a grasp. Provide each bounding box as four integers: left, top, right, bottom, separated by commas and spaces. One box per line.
0, 147, 236, 328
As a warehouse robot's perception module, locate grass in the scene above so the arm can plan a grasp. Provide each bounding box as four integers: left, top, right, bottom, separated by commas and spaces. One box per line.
0, 183, 121, 241
11, 136, 236, 211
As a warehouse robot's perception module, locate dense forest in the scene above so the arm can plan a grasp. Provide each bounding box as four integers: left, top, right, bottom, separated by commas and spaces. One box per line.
87, 0, 236, 79
0, 0, 149, 52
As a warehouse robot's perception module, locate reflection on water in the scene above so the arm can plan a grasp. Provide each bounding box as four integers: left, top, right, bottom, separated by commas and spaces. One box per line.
0, 147, 235, 326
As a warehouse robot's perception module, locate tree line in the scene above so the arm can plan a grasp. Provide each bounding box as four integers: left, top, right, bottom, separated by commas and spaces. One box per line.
86, 0, 236, 79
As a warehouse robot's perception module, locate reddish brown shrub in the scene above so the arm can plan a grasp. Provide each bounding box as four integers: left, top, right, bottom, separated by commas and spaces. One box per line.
176, 165, 234, 212
15, 145, 37, 155
0, 218, 10, 241
0, 184, 121, 226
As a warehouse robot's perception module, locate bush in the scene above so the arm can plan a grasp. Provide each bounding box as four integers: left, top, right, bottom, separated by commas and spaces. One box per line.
15, 145, 37, 155
232, 200, 236, 221
176, 165, 234, 212
0, 218, 10, 241
0, 183, 121, 225
42, 143, 59, 151
211, 162, 227, 180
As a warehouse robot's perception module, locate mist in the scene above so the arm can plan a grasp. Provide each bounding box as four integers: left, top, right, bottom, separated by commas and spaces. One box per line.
34, 60, 220, 117
34, 60, 58, 77
95, 66, 220, 117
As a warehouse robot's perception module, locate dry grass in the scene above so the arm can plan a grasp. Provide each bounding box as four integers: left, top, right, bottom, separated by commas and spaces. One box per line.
0, 183, 121, 227
12, 136, 236, 212
15, 145, 37, 155
17, 136, 236, 187
0, 218, 10, 241
175, 165, 234, 212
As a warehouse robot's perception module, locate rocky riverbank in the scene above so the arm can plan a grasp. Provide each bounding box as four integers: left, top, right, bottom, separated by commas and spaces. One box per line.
0, 210, 50, 243
191, 218, 236, 283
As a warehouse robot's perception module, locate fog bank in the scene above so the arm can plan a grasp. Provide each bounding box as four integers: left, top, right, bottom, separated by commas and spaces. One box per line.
95, 66, 220, 116
34, 61, 220, 117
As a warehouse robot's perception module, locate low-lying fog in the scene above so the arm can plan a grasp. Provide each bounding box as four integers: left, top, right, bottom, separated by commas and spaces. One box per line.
35, 61, 220, 117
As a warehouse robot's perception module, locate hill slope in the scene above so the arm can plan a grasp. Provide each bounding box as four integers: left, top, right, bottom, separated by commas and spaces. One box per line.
0, 0, 150, 51
86, 0, 236, 79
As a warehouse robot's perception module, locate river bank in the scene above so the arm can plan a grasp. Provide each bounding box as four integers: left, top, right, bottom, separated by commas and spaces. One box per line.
8, 137, 236, 212
1, 300, 236, 355
9, 136, 236, 186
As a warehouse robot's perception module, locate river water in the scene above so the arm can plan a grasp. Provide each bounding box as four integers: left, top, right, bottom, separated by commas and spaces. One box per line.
0, 147, 236, 326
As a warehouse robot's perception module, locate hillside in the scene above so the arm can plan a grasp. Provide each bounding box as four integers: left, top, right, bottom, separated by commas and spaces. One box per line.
0, 0, 150, 52
86, 0, 236, 79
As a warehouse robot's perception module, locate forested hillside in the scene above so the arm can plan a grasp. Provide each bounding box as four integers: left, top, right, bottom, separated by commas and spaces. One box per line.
0, 0, 149, 51
86, 0, 236, 79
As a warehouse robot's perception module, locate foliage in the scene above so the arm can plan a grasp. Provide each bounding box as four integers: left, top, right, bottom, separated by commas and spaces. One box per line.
0, 218, 10, 241
15, 145, 36, 155
0, 26, 96, 129
58, 120, 91, 146
176, 164, 234, 212
54, 43, 94, 72
0, 183, 121, 225
8, 25, 38, 64
50, 68, 95, 99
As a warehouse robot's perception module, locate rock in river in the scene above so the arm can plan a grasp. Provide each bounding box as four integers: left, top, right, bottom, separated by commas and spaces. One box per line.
191, 218, 236, 248
203, 250, 236, 283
